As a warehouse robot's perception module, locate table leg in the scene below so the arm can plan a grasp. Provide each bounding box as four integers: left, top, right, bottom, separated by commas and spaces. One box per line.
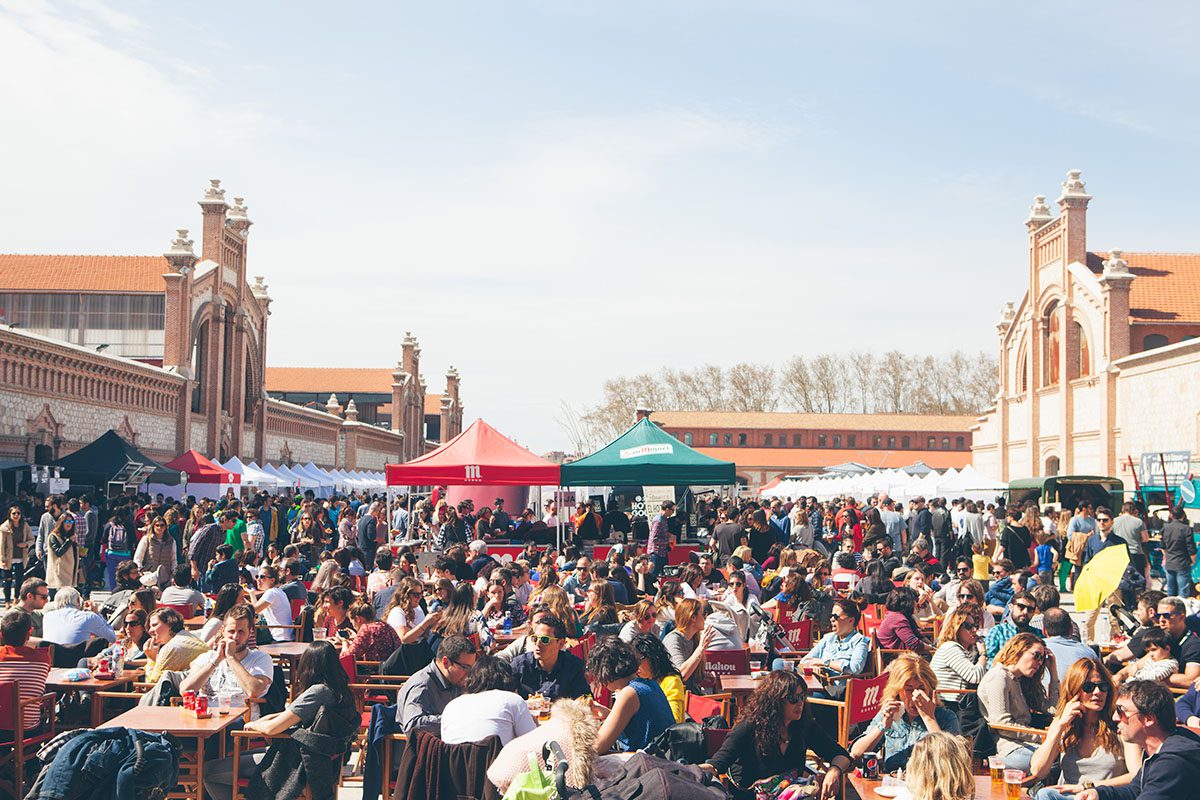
195, 735, 205, 800
231, 732, 242, 800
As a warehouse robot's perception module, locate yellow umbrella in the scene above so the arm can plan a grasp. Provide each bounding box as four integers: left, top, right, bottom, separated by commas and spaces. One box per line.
1073, 544, 1130, 612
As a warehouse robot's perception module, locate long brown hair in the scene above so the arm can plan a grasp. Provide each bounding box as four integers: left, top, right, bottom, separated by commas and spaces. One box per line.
1057, 658, 1120, 756
741, 670, 807, 756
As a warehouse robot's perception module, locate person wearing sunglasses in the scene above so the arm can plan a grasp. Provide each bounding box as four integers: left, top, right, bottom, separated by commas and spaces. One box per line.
931, 604, 987, 709
1027, 659, 1140, 800
979, 632, 1059, 772
396, 634, 478, 733
702, 670, 851, 799
984, 589, 1041, 663
510, 612, 590, 702
1153, 597, 1200, 689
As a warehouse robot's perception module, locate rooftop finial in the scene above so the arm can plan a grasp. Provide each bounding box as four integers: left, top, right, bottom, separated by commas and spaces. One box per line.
1057, 169, 1091, 203
228, 196, 250, 223
1026, 195, 1052, 227
200, 178, 227, 205
1102, 249, 1132, 279
167, 228, 194, 256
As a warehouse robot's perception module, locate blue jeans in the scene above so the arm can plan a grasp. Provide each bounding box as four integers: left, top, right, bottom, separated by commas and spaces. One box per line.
1003, 745, 1035, 773
1166, 569, 1191, 597
649, 552, 668, 578
1034, 790, 1078, 800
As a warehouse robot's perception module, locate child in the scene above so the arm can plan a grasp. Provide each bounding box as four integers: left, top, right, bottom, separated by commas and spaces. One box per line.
205, 543, 239, 592
972, 541, 992, 590
1034, 534, 1056, 581
1117, 627, 1178, 684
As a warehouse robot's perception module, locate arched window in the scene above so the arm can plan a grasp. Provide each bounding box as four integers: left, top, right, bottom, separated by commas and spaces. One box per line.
683, 432, 693, 446
1068, 320, 1091, 380
191, 321, 209, 413
1143, 334, 1169, 351
1042, 303, 1060, 386
1045, 456, 1060, 476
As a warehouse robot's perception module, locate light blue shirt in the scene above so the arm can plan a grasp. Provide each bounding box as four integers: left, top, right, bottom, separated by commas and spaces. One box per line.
1044, 635, 1097, 684
42, 607, 117, 648
868, 706, 960, 770
808, 629, 870, 675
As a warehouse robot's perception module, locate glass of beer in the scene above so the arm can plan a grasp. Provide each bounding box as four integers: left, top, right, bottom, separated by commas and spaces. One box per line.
1003, 769, 1024, 800
988, 756, 1005, 786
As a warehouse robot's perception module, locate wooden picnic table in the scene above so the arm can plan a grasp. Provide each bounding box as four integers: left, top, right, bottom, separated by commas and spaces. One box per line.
46, 666, 142, 727
103, 705, 245, 800
183, 615, 207, 630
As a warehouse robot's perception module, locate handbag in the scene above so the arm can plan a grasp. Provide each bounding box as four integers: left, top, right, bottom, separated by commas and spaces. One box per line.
502, 752, 557, 800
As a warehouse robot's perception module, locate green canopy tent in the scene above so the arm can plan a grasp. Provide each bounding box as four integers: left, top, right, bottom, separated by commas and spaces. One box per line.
560, 417, 736, 486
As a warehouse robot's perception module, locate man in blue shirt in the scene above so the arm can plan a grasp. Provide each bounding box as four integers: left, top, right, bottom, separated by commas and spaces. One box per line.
511, 614, 589, 700
1042, 607, 1097, 683
802, 599, 871, 675
1083, 508, 1125, 565
986, 590, 1040, 663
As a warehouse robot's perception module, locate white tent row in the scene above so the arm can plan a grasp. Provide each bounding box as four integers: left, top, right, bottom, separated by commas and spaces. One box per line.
218, 459, 386, 496
760, 464, 1005, 504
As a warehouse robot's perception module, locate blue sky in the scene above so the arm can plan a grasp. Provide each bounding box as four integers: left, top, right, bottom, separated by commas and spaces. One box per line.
3, 1, 1199, 452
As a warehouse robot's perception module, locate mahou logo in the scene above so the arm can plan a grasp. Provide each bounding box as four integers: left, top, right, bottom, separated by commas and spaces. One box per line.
465, 465, 482, 481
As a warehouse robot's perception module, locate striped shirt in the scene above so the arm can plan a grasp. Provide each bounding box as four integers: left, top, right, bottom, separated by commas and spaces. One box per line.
930, 640, 986, 702
0, 645, 51, 730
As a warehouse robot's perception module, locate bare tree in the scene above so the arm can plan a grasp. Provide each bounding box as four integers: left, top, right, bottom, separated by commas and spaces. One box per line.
779, 357, 816, 412
726, 363, 778, 412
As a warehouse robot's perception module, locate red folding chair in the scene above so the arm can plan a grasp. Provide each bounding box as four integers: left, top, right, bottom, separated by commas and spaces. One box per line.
703, 647, 751, 678
777, 619, 813, 650
160, 603, 195, 619
0, 669, 56, 800
807, 672, 888, 745
686, 692, 733, 756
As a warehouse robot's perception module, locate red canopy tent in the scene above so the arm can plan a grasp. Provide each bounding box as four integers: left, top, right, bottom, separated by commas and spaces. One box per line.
385, 419, 560, 486
165, 449, 240, 484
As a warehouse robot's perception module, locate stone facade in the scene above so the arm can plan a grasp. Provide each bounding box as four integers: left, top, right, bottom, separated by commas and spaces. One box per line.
972, 170, 1200, 483
0, 179, 408, 471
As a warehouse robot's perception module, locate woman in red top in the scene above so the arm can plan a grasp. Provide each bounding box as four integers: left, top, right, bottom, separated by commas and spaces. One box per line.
876, 587, 930, 655
337, 600, 402, 663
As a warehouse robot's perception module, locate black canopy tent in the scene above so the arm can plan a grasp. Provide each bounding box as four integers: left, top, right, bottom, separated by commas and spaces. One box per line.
52, 430, 180, 493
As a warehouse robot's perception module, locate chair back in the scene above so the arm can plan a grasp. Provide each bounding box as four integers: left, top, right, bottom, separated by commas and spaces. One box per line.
0, 680, 17, 732
290, 597, 306, 619
845, 673, 889, 727
686, 692, 729, 724
778, 619, 813, 649
340, 652, 357, 682
161, 603, 194, 619
703, 647, 750, 678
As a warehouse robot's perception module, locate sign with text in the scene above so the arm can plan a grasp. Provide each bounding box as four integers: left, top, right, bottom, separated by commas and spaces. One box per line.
641, 486, 676, 515
1139, 451, 1192, 485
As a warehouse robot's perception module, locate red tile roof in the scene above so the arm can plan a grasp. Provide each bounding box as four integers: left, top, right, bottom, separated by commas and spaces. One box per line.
653, 410, 975, 432
265, 367, 394, 394
1087, 252, 1200, 323
0, 254, 169, 293
695, 447, 971, 471
424, 394, 444, 415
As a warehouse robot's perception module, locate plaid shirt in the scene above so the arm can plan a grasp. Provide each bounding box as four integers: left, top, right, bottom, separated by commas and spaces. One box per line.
73, 512, 89, 549
647, 513, 671, 556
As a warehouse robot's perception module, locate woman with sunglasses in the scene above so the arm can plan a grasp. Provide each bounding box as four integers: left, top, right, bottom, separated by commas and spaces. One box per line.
978, 632, 1060, 772
703, 670, 850, 799
134, 515, 177, 590
46, 513, 78, 598
930, 604, 986, 709
721, 571, 763, 641
1028, 659, 1140, 800
0, 505, 33, 603
617, 599, 658, 643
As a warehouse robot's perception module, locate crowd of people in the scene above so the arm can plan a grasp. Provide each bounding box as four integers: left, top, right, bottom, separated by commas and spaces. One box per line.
0, 486, 1198, 800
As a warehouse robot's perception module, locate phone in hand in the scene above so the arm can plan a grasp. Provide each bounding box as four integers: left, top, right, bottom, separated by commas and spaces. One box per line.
336, 629, 353, 639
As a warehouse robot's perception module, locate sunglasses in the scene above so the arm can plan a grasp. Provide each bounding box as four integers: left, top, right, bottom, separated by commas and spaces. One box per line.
1014, 603, 1037, 613
786, 694, 804, 704
1114, 704, 1137, 721
124, 619, 143, 626
408, 591, 423, 598
1155, 611, 1180, 620
1029, 650, 1047, 663
961, 621, 978, 631
1080, 681, 1109, 694
531, 635, 559, 646
957, 592, 974, 599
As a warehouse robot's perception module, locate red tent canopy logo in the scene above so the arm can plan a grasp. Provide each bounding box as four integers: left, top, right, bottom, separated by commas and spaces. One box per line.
465, 465, 482, 481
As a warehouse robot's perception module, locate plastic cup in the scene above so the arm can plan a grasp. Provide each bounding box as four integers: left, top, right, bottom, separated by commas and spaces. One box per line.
1003, 769, 1024, 800
988, 756, 1005, 786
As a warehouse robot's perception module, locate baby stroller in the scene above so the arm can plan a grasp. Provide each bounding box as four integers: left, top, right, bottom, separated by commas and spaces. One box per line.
504, 741, 600, 800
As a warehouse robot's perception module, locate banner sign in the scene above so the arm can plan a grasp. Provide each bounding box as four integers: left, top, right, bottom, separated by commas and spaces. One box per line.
1139, 451, 1192, 485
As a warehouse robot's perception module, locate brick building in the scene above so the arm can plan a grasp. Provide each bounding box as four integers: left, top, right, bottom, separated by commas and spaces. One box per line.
0, 179, 460, 471
972, 170, 1200, 481
647, 409, 974, 487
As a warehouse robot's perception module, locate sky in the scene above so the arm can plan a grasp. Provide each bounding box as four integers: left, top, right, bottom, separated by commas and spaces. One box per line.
3, 1, 1200, 454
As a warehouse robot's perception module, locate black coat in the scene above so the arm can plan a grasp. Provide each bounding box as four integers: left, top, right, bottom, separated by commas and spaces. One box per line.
248, 702, 359, 800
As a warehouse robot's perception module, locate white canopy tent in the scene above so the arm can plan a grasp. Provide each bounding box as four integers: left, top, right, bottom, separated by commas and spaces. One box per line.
223, 457, 287, 490
760, 464, 1004, 504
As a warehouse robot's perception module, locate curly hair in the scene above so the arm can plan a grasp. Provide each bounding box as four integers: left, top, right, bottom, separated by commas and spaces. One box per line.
936, 603, 982, 647
1057, 658, 1120, 756
740, 670, 807, 757
630, 632, 679, 680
